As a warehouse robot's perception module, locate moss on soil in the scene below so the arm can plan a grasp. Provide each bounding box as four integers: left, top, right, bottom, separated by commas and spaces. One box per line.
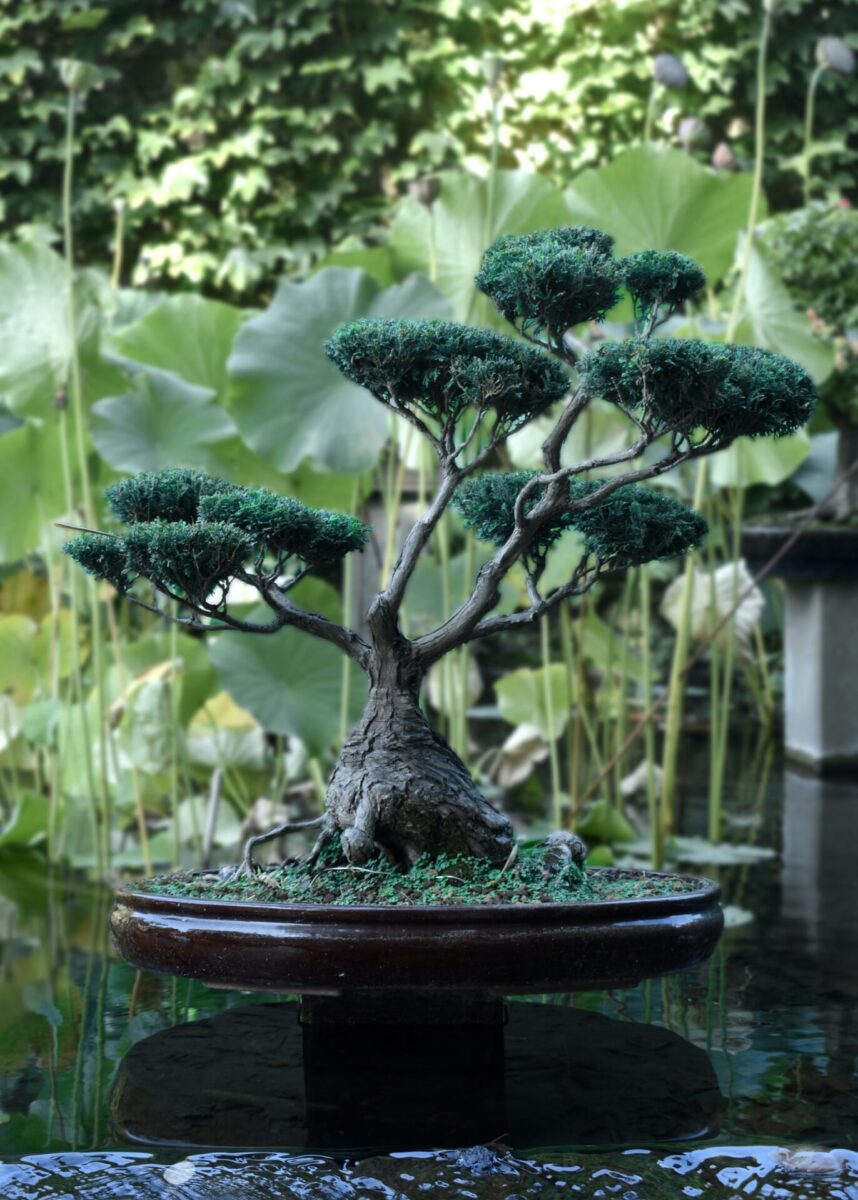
137, 844, 704, 907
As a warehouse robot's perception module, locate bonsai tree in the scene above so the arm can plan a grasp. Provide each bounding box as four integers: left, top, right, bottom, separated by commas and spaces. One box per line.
763, 201, 858, 520
64, 226, 815, 874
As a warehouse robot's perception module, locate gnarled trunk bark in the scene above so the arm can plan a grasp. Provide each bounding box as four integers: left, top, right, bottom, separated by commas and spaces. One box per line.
325, 650, 514, 866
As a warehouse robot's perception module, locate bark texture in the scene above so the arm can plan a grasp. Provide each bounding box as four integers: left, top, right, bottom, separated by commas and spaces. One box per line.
325, 652, 514, 866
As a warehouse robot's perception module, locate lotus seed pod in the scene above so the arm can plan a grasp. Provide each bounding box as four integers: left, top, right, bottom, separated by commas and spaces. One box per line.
58, 58, 99, 93
712, 142, 739, 171
407, 177, 441, 208
678, 116, 708, 151
816, 36, 855, 75
652, 53, 689, 89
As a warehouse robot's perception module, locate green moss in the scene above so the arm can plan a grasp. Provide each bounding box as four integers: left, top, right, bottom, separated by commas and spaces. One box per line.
325, 318, 570, 432
106, 468, 234, 525
139, 846, 702, 907
475, 226, 622, 336
582, 338, 817, 444
123, 521, 252, 607
199, 486, 369, 564
454, 472, 706, 568
62, 534, 133, 594
621, 249, 706, 320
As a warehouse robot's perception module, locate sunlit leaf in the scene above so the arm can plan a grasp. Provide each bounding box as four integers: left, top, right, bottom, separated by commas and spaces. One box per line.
389, 169, 569, 323
564, 144, 758, 285
227, 268, 451, 474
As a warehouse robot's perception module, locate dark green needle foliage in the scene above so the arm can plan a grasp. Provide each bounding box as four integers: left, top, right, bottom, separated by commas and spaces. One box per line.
63, 534, 133, 594
122, 521, 253, 608
475, 226, 623, 337
325, 319, 569, 432
621, 250, 706, 321
571, 484, 707, 567
582, 338, 816, 443
106, 468, 235, 525
456, 471, 706, 570
199, 486, 369, 564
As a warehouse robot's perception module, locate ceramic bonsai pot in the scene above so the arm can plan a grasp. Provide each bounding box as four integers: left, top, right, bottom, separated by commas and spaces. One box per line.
110, 868, 723, 998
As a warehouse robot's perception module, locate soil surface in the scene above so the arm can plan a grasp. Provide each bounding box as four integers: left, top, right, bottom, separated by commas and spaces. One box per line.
138, 847, 705, 907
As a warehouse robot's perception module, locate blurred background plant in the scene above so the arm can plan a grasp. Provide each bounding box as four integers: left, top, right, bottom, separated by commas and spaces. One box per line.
0, 0, 853, 880
2, 0, 857, 295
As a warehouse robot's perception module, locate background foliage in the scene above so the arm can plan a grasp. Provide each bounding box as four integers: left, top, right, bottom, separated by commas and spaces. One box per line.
2, 0, 856, 296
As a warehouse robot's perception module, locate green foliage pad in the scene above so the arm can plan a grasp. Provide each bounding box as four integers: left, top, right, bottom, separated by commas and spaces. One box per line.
200, 486, 369, 564
475, 226, 622, 336
455, 472, 707, 569
582, 339, 816, 443
325, 318, 570, 433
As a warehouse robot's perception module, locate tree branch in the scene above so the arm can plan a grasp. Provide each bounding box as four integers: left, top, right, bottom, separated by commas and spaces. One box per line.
261, 581, 372, 668
413, 442, 701, 666
462, 560, 609, 644
125, 593, 284, 634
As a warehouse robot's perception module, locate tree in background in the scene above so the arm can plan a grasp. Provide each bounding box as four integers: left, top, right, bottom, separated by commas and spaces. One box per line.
64, 226, 815, 869
3, 0, 855, 296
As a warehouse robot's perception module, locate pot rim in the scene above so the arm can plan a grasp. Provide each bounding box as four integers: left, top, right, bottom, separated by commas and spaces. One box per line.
114, 866, 721, 925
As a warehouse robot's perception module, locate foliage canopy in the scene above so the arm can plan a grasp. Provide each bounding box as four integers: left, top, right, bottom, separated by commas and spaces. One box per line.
581, 338, 816, 444
325, 318, 570, 432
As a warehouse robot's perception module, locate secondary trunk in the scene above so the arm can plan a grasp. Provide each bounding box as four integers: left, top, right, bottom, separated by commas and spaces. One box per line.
325, 653, 515, 867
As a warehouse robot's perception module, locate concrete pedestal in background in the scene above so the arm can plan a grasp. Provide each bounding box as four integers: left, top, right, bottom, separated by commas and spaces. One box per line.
784, 580, 858, 771
781, 769, 857, 955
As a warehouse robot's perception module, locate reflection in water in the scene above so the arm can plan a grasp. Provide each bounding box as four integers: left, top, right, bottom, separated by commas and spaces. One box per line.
112, 1000, 722, 1150
2, 1145, 858, 1200
0, 749, 857, 1193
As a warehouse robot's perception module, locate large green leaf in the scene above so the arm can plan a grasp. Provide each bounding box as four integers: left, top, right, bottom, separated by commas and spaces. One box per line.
210, 606, 368, 756
710, 430, 811, 489
112, 294, 246, 401
495, 663, 572, 742
90, 359, 235, 473
737, 240, 835, 385
0, 241, 101, 417
389, 169, 570, 322
0, 790, 48, 849
227, 268, 451, 474
564, 144, 758, 285
0, 421, 68, 563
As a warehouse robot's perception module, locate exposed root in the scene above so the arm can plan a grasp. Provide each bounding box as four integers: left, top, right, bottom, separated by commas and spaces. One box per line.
241, 814, 327, 877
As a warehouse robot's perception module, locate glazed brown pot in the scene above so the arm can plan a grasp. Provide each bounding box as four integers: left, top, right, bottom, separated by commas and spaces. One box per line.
111, 868, 723, 996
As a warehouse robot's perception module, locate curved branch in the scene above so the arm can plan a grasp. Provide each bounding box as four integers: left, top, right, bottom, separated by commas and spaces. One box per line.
125, 593, 284, 634
262, 581, 372, 669
414, 443, 700, 665
462, 561, 610, 644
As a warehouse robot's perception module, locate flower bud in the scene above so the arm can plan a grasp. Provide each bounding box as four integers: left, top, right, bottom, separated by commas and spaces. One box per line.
712, 142, 739, 171
652, 53, 689, 89
816, 36, 855, 75
407, 177, 441, 208
678, 116, 709, 151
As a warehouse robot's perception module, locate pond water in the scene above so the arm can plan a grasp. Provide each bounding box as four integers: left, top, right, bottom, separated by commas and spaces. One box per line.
1, 747, 857, 1198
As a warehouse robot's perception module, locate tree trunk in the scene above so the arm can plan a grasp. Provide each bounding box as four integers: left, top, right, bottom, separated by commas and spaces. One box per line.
325, 650, 515, 867
832, 423, 858, 521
